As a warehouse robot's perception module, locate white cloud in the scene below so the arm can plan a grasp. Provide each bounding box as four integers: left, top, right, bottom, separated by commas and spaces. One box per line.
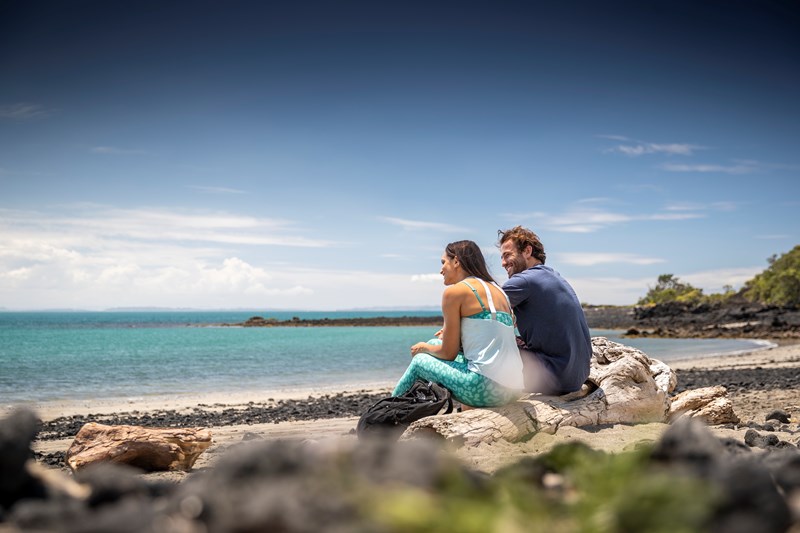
0, 204, 448, 309
0, 206, 335, 248
595, 134, 630, 141
90, 146, 147, 155
507, 201, 705, 233
660, 162, 757, 174
0, 103, 51, 120
381, 217, 468, 232
617, 143, 700, 156
557, 253, 665, 266
600, 134, 703, 157
648, 213, 707, 221
756, 234, 790, 240
410, 273, 442, 282
679, 267, 763, 294
665, 202, 724, 212
568, 276, 652, 305
569, 266, 763, 305
0, 204, 347, 308
188, 186, 246, 194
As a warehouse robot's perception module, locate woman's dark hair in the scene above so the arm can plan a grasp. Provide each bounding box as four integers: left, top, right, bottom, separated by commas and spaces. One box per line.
445, 240, 495, 283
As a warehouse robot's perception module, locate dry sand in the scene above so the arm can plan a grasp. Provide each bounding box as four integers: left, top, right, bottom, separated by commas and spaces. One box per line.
21, 340, 800, 479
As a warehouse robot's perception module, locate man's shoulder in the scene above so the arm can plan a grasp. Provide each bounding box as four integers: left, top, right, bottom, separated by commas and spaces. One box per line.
503, 265, 548, 285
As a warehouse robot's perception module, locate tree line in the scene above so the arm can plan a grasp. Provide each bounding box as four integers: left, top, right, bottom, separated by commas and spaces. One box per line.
638, 245, 800, 307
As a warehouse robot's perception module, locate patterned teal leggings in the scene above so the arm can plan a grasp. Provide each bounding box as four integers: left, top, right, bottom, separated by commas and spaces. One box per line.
392, 340, 520, 407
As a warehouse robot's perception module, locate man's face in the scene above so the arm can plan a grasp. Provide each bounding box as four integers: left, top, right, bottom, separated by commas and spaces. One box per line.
500, 240, 529, 277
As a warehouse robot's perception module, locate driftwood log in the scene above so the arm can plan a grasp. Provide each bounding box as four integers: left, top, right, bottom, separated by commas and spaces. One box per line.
66, 423, 212, 472
403, 337, 726, 447
668, 385, 740, 425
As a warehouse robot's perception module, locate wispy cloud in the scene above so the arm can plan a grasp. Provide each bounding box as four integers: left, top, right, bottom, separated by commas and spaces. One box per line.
660, 162, 758, 174
381, 217, 467, 232
681, 267, 764, 292
506, 201, 705, 233
664, 201, 739, 212
599, 135, 703, 157
410, 273, 441, 282
0, 103, 52, 120
188, 185, 246, 194
0, 205, 336, 249
756, 234, 791, 240
90, 146, 147, 155
556, 253, 665, 266
614, 183, 665, 194
0, 205, 360, 309
570, 266, 763, 305
568, 276, 653, 305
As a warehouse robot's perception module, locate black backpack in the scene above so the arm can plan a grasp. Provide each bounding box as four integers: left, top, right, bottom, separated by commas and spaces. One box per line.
357, 380, 453, 440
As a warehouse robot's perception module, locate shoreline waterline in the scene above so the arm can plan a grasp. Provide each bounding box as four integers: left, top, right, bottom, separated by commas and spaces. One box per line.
6, 337, 791, 423
0, 311, 785, 414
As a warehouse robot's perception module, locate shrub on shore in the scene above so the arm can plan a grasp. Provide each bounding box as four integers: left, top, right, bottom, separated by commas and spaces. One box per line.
638, 245, 800, 308
744, 245, 800, 307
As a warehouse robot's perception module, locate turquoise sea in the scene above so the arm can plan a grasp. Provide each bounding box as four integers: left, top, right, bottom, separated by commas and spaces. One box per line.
0, 311, 774, 404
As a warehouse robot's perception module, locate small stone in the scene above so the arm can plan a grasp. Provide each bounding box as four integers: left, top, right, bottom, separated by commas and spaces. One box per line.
745, 429, 780, 449
766, 410, 791, 424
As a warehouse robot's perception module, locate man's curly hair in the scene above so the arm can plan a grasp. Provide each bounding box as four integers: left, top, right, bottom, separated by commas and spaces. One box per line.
497, 226, 546, 264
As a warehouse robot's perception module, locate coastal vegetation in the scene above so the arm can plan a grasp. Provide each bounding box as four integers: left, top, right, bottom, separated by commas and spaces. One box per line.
743, 245, 800, 306
638, 246, 800, 308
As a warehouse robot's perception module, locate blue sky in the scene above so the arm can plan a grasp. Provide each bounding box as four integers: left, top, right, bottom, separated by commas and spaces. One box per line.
1, 1, 798, 310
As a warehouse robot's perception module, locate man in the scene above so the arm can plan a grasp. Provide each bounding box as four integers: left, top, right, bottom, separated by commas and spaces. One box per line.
498, 226, 591, 395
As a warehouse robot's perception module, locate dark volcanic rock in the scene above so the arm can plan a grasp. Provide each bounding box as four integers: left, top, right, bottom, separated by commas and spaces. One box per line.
226, 315, 444, 328
745, 429, 780, 449
675, 367, 800, 395
37, 392, 387, 441
766, 409, 791, 424
652, 418, 791, 533
0, 409, 45, 512
581, 305, 636, 329
8, 410, 800, 532
631, 300, 800, 339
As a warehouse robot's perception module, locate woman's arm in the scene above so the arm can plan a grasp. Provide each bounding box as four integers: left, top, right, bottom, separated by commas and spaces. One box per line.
410, 286, 462, 360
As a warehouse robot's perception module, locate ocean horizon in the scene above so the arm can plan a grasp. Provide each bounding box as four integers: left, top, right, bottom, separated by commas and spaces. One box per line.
0, 311, 774, 406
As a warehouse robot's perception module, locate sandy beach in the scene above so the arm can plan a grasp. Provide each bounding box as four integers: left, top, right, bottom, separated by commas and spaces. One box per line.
13, 338, 798, 482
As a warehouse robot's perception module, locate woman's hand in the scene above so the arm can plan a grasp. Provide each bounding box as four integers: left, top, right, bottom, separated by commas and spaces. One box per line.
434, 328, 444, 338
410, 342, 430, 357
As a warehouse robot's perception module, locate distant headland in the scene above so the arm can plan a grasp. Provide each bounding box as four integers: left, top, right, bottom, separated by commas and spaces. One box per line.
218, 315, 444, 327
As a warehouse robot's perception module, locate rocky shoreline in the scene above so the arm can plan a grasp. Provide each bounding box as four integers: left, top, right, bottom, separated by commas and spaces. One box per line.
5, 341, 800, 531
29, 358, 800, 469
219, 315, 444, 327
585, 301, 800, 339
215, 301, 800, 339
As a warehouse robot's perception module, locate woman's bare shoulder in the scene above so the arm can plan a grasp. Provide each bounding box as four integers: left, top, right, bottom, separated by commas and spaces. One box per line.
442, 281, 471, 300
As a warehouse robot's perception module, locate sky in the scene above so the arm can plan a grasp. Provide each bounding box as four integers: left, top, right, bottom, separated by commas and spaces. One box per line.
0, 1, 798, 310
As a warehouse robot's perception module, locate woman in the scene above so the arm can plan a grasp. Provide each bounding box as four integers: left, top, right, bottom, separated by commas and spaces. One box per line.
392, 240, 524, 407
